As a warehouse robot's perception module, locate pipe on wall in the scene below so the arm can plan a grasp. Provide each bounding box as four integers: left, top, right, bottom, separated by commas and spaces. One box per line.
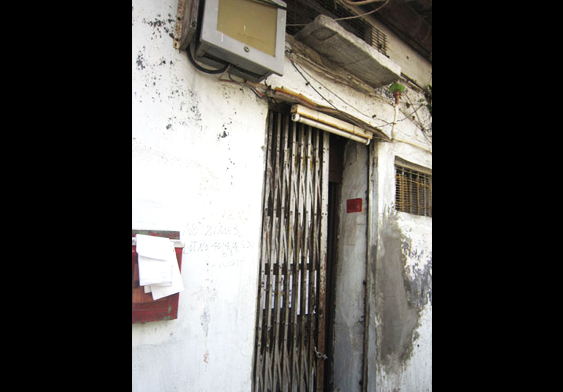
291, 104, 373, 140
291, 113, 371, 145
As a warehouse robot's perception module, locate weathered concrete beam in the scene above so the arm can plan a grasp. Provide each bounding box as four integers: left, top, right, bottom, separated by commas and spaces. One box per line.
295, 14, 401, 88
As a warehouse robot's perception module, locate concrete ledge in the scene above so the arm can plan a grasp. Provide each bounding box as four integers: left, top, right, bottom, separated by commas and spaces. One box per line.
295, 14, 401, 88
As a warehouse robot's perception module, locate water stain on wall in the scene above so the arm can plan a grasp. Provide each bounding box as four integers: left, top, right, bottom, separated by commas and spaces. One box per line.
375, 210, 432, 374
200, 307, 210, 338
401, 237, 432, 309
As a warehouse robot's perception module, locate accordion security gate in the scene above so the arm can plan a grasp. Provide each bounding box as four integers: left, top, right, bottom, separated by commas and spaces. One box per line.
253, 109, 329, 392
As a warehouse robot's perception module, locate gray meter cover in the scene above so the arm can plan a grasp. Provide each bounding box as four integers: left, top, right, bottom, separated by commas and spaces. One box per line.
196, 0, 286, 81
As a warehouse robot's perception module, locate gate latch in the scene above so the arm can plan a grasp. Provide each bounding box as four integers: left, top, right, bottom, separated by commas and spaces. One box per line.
314, 346, 328, 360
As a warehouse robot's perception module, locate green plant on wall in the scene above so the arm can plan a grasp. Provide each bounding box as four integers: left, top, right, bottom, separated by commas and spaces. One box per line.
389, 83, 405, 105
388, 83, 405, 94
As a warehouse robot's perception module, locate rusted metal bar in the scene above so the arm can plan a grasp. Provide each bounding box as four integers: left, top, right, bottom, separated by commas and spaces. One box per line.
253, 110, 274, 392
280, 114, 292, 391
288, 120, 300, 392
316, 130, 329, 391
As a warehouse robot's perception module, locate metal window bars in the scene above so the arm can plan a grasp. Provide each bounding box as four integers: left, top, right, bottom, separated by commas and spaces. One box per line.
395, 164, 432, 217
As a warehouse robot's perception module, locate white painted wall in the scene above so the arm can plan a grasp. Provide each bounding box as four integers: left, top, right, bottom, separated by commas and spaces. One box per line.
132, 1, 267, 391
132, 0, 431, 390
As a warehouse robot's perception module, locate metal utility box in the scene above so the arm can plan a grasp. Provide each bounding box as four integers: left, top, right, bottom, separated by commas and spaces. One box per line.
195, 0, 286, 81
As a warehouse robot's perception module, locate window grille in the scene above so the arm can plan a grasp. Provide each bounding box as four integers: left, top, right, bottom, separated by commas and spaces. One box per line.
395, 163, 432, 217
370, 25, 387, 55
285, 0, 388, 56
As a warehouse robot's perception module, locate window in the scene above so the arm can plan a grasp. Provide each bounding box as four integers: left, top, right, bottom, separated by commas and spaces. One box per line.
395, 160, 432, 217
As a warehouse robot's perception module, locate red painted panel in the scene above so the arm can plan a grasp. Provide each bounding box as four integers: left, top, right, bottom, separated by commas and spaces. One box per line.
132, 231, 183, 324
346, 198, 362, 213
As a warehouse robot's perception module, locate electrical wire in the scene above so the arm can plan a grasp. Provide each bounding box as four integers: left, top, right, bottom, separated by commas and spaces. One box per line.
291, 57, 374, 119
289, 57, 396, 137
340, 0, 388, 6
250, 0, 287, 10
290, 53, 433, 138
334, 0, 389, 21
290, 57, 399, 129
403, 92, 432, 145
290, 58, 338, 111
186, 44, 229, 75
220, 68, 268, 99
286, 0, 389, 26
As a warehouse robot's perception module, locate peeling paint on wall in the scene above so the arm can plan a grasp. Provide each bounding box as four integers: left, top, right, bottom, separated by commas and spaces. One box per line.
375, 208, 432, 378
401, 237, 432, 309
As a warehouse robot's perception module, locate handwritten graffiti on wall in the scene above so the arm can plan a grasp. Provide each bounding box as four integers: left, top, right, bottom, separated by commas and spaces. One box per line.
184, 239, 253, 254
181, 210, 255, 261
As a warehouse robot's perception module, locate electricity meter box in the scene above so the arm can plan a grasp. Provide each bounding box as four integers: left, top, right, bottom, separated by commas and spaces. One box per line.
194, 0, 286, 82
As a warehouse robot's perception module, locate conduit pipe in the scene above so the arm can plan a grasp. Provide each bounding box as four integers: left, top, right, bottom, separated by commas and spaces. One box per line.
391, 103, 399, 140
290, 104, 372, 145
292, 113, 370, 145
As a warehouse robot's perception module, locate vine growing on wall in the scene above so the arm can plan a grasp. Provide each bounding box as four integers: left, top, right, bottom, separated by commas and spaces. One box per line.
424, 85, 432, 115
392, 82, 432, 145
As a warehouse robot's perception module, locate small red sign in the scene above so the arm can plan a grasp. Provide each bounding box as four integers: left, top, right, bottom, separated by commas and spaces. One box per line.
346, 198, 362, 213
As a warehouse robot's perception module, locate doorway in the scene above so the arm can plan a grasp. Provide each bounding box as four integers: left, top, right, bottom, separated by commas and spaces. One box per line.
252, 106, 365, 392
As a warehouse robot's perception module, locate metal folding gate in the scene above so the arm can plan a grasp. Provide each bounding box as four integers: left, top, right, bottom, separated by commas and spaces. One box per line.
252, 109, 329, 392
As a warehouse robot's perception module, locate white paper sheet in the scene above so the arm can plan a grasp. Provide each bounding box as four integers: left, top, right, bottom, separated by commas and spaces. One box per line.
136, 234, 174, 287
135, 234, 174, 260
149, 246, 184, 300
135, 234, 184, 300
138, 254, 173, 287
